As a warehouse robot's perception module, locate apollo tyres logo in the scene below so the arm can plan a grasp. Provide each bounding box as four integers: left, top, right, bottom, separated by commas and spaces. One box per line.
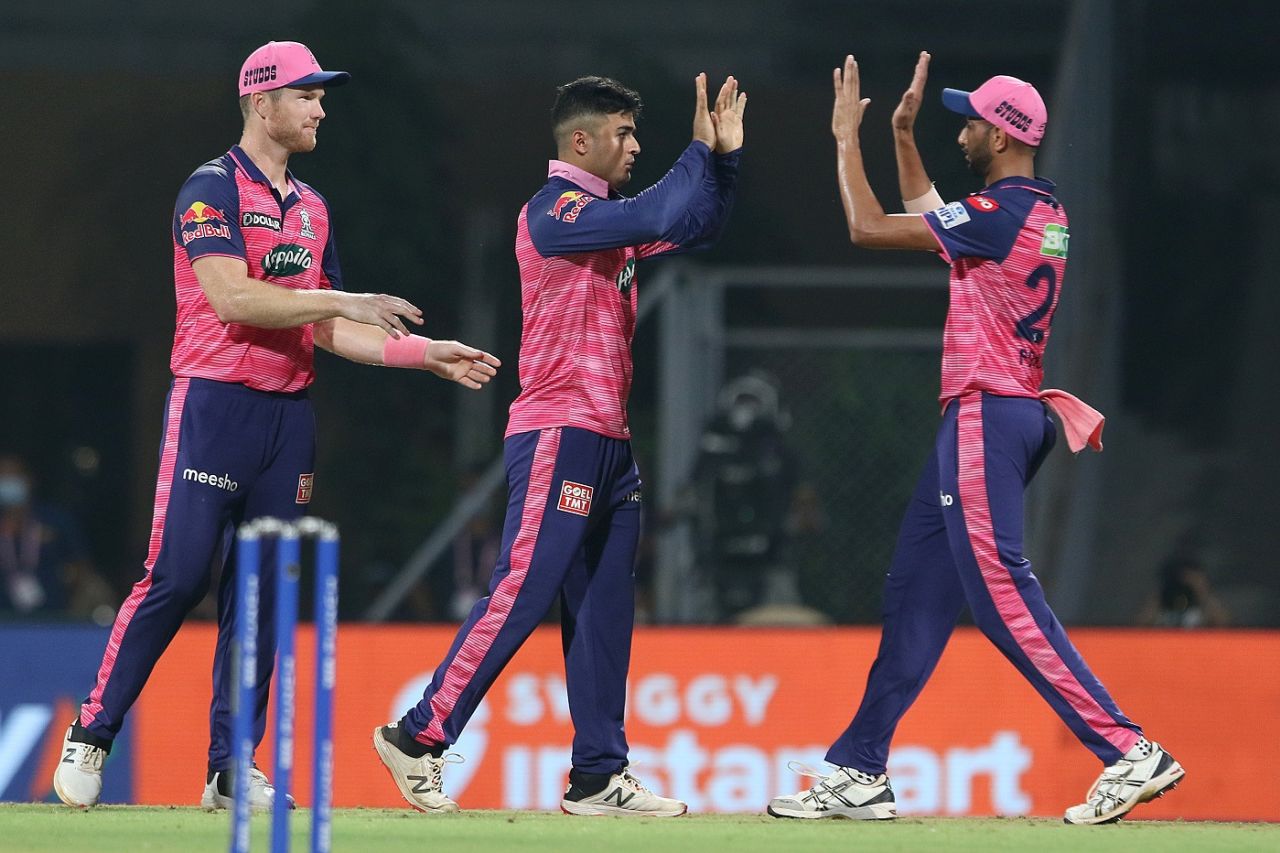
261, 243, 314, 277
179, 201, 231, 245
549, 191, 593, 223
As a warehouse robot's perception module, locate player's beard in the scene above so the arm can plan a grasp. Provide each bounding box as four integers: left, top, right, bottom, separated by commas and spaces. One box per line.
278, 125, 319, 154
266, 116, 319, 154
965, 133, 993, 179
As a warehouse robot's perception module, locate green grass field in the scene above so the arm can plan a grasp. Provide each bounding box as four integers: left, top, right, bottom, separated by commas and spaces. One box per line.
1, 806, 1276, 853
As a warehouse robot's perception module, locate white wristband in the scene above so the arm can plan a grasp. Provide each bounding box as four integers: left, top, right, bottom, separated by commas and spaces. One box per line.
903, 185, 945, 213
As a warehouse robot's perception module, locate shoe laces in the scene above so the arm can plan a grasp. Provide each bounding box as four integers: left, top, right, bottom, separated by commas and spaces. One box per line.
618, 768, 654, 795
787, 761, 877, 787
1084, 761, 1138, 811
74, 742, 107, 773
422, 753, 464, 788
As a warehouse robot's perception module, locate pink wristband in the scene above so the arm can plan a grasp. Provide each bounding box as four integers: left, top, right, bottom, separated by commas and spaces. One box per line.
381, 334, 431, 369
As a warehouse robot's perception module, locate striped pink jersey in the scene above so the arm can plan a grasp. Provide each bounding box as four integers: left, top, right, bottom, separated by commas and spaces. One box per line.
507, 145, 740, 439
169, 146, 343, 393
922, 178, 1069, 405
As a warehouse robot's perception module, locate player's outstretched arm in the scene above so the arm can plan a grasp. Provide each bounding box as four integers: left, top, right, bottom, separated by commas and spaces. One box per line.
314, 318, 501, 388
422, 340, 502, 389
893, 51, 943, 212
193, 255, 424, 336
832, 54, 937, 251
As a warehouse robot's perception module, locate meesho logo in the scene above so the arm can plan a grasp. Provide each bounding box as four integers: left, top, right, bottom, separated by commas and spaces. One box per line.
183, 468, 239, 492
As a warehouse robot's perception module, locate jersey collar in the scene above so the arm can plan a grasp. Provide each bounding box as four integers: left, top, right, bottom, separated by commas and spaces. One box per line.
983, 175, 1057, 196
229, 145, 299, 199
547, 160, 610, 198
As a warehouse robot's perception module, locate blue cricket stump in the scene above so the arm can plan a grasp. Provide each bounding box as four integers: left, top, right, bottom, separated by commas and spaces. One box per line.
231, 517, 340, 853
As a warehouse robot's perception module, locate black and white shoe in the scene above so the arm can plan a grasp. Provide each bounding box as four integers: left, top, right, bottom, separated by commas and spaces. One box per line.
52, 724, 107, 808
201, 765, 296, 812
372, 723, 461, 813
1063, 738, 1184, 825
561, 767, 687, 817
767, 763, 897, 820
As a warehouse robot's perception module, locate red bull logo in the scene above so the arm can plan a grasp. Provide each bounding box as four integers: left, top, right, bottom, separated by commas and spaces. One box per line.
180, 201, 232, 245
180, 201, 227, 225
549, 191, 593, 223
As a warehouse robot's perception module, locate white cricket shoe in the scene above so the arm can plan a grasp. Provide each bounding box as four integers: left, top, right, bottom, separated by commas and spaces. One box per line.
201, 766, 295, 812
767, 763, 897, 820
53, 725, 106, 808
560, 767, 687, 817
372, 724, 461, 813
1064, 738, 1184, 825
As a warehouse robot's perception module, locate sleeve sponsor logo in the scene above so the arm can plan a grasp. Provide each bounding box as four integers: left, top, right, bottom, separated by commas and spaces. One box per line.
965, 195, 1000, 212
1039, 222, 1069, 258
241, 211, 282, 231
179, 201, 232, 245
934, 202, 972, 230
557, 481, 594, 516
242, 64, 277, 89
296, 473, 314, 504
261, 243, 314, 277
548, 191, 593, 223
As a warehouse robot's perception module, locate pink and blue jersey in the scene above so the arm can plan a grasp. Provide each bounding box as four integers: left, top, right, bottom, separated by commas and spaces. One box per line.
921, 177, 1069, 405
171, 145, 343, 393
508, 142, 740, 439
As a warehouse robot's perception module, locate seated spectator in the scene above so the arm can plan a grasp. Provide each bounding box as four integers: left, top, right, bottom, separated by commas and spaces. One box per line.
0, 452, 114, 621
1137, 553, 1231, 628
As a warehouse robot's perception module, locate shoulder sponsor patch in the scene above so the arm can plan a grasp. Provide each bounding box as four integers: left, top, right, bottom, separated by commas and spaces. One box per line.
1040, 222, 1069, 258
549, 191, 593, 223
933, 201, 972, 230
557, 480, 594, 516
966, 195, 1000, 212
179, 201, 231, 245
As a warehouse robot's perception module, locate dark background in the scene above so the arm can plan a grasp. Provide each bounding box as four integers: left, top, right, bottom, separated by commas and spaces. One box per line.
2, 0, 1276, 624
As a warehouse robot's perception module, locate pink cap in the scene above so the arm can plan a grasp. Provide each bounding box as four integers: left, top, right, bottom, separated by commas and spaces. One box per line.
238, 41, 350, 97
941, 75, 1047, 146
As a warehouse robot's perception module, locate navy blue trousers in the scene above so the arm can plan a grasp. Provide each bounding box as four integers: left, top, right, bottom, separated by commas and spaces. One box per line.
403, 426, 641, 775
80, 378, 315, 769
826, 393, 1142, 774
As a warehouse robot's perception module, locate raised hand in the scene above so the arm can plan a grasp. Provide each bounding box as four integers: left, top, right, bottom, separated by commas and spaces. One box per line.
692, 73, 716, 147
710, 75, 747, 153
892, 51, 930, 134
341, 292, 424, 338
832, 55, 871, 142
424, 340, 502, 389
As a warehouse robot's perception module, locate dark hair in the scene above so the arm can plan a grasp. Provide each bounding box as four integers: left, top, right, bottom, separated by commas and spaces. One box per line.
551, 76, 643, 140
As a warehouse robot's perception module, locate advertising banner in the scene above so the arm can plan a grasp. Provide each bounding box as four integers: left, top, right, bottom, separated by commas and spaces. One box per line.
5, 624, 1277, 820
133, 625, 1279, 820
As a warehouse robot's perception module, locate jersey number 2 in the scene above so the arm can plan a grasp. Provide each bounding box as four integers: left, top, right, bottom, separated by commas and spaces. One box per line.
1015, 263, 1056, 344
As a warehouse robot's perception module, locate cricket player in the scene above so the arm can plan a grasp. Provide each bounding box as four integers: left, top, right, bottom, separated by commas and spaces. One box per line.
373, 73, 746, 816
767, 53, 1183, 825
53, 40, 500, 810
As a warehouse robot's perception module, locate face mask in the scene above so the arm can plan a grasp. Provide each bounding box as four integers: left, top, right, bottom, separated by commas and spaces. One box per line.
0, 475, 30, 507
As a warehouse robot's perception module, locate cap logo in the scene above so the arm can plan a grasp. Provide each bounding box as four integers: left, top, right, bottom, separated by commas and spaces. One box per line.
993, 100, 1033, 133
242, 64, 278, 89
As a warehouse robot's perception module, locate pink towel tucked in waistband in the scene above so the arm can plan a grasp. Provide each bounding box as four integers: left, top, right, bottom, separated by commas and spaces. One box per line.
1038, 388, 1105, 453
